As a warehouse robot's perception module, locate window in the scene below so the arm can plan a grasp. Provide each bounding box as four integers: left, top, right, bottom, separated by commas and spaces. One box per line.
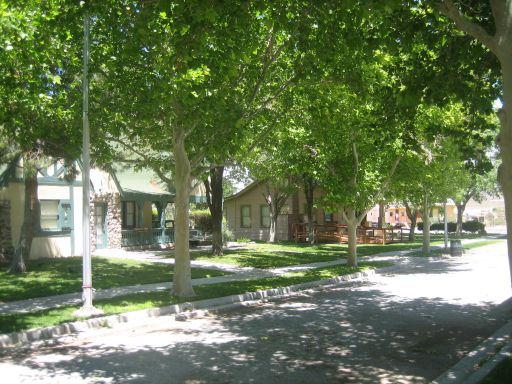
324, 212, 334, 222
151, 202, 161, 228
40, 200, 59, 230
40, 200, 72, 231
122, 201, 136, 229
260, 205, 270, 228
241, 205, 251, 228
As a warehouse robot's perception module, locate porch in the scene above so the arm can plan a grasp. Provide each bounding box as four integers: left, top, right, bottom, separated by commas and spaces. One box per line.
121, 227, 175, 248
292, 223, 405, 244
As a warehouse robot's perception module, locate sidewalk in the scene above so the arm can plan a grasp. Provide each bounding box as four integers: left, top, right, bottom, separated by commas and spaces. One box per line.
0, 240, 485, 316
0, 251, 376, 315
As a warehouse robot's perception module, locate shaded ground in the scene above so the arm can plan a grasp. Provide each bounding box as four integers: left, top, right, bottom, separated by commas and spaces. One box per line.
1, 242, 511, 383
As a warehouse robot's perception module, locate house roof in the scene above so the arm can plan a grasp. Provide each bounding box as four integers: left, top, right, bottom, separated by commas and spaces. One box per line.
224, 181, 261, 201
112, 167, 175, 202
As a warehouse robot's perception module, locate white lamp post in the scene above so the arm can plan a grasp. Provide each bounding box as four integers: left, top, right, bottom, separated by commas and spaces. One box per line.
74, 11, 103, 317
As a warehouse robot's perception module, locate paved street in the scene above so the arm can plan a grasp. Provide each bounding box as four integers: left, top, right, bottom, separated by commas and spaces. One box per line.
1, 241, 511, 383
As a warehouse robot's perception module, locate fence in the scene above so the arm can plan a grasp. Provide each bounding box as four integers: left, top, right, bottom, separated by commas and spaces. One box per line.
121, 228, 174, 247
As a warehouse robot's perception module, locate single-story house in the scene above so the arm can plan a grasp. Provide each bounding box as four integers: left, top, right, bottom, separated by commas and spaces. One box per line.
223, 181, 346, 242
366, 203, 458, 227
223, 182, 472, 242
0, 158, 206, 260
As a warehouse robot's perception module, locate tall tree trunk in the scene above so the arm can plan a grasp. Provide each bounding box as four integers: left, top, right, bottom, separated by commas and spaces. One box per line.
497, 56, 512, 288
455, 202, 465, 237
205, 166, 224, 256
8, 164, 39, 274
263, 182, 290, 244
344, 208, 359, 267
438, 0, 512, 288
409, 215, 417, 242
269, 211, 278, 243
171, 125, 195, 297
497, 105, 512, 288
422, 189, 431, 256
378, 202, 385, 228
404, 202, 417, 242
304, 176, 315, 244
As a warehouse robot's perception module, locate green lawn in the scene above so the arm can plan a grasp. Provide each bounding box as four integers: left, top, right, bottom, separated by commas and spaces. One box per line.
0, 256, 228, 303
407, 239, 503, 257
0, 261, 391, 334
481, 355, 512, 384
183, 241, 430, 269
1, 239, 499, 304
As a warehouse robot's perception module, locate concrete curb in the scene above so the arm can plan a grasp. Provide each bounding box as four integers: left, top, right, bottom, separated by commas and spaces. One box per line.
431, 319, 512, 384
0, 266, 397, 348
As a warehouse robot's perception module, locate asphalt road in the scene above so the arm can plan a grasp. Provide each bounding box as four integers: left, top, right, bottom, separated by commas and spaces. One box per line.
2, 241, 511, 383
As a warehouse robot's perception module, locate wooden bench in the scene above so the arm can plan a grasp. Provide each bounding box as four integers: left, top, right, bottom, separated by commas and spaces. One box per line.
292, 223, 309, 242
315, 224, 348, 244
293, 224, 405, 245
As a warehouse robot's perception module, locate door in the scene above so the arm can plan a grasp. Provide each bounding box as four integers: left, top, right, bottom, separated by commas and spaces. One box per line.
94, 203, 108, 249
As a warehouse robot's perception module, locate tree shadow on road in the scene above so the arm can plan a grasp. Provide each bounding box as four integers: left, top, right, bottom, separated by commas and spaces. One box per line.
4, 278, 512, 384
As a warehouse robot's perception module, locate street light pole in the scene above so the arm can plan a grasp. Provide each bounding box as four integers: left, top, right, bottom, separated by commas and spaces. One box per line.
444, 201, 448, 250
74, 11, 102, 317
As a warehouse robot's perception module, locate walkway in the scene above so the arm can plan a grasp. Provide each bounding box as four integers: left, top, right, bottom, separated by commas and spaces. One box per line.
0, 239, 493, 316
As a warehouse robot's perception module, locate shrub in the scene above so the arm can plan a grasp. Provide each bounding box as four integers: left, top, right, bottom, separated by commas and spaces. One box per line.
417, 222, 457, 232
430, 222, 457, 232
190, 209, 213, 232
222, 219, 234, 243
462, 220, 486, 234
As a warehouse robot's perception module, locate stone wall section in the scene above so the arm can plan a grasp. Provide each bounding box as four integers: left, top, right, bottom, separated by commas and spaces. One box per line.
90, 192, 122, 251
0, 200, 13, 260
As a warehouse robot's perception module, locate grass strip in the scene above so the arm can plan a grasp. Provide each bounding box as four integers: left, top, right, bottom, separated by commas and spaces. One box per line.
0, 261, 391, 335
407, 239, 503, 257
481, 355, 512, 384
0, 256, 228, 303
181, 242, 431, 269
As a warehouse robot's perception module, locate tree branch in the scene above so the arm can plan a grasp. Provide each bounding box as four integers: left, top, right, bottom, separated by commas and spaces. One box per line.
351, 143, 359, 188
437, 0, 498, 54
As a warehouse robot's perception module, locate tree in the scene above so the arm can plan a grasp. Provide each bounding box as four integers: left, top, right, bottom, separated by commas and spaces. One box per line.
0, 1, 83, 272
203, 166, 224, 255
243, 129, 300, 243
92, 1, 305, 296
451, 163, 501, 236
432, 0, 512, 284
392, 102, 481, 254
307, 82, 402, 266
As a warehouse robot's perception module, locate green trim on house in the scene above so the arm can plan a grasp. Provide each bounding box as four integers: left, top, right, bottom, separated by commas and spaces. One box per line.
70, 185, 75, 255
189, 195, 207, 204
37, 162, 82, 186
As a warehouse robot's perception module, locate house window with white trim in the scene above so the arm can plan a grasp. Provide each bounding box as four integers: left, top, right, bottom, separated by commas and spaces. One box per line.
260, 205, 270, 228
122, 201, 136, 229
40, 200, 72, 231
241, 205, 251, 228
40, 200, 59, 230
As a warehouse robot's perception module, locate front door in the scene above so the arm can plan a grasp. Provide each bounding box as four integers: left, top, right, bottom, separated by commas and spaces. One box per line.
94, 203, 108, 249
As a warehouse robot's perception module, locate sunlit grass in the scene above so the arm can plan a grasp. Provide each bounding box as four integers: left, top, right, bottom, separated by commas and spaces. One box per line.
172, 241, 428, 269
0, 256, 228, 303
0, 261, 391, 334
406, 239, 503, 257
